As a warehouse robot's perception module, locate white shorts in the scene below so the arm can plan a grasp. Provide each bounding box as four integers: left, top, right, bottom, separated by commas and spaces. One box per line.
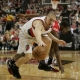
17, 30, 37, 54
17, 30, 48, 54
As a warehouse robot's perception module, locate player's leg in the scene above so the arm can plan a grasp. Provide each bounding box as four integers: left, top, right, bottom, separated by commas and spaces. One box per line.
6, 52, 25, 67
54, 45, 64, 73
6, 35, 33, 79
49, 40, 64, 73
15, 53, 32, 66
48, 40, 55, 65
37, 35, 54, 71
7, 53, 32, 79
6, 34, 51, 78
48, 31, 59, 65
49, 31, 64, 73
38, 31, 59, 72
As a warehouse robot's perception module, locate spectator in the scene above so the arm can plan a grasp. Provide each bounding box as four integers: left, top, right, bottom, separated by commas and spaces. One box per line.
6, 13, 15, 31
0, 33, 3, 49
10, 37, 18, 50
37, 7, 44, 14
0, 23, 2, 34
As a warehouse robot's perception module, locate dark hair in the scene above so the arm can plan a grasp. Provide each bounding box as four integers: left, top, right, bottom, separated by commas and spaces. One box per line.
60, 20, 69, 28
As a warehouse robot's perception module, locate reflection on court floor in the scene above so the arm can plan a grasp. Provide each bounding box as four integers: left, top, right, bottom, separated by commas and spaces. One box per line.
0, 50, 80, 80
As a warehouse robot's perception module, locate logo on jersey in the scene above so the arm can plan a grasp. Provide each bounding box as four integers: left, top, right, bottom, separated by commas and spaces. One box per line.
25, 44, 30, 50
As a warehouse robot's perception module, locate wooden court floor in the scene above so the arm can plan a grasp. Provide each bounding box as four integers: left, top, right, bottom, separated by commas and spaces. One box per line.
0, 50, 80, 80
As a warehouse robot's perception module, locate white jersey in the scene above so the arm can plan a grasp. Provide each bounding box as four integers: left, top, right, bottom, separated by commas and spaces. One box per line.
17, 16, 46, 54
20, 16, 46, 37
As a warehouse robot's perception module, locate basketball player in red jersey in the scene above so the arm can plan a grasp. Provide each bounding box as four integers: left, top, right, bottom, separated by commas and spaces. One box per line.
38, 0, 70, 73
6, 12, 66, 79
38, 20, 70, 73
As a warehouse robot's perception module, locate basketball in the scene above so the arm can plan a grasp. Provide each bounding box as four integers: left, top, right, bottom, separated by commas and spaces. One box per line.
32, 46, 46, 60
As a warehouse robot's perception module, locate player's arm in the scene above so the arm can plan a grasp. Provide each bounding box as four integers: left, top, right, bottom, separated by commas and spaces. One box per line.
41, 28, 52, 35
47, 33, 66, 46
32, 20, 46, 46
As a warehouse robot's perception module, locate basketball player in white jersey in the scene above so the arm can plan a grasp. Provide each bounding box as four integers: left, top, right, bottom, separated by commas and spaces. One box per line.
6, 12, 66, 79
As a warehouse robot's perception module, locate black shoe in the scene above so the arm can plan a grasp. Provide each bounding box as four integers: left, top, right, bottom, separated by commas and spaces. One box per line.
6, 59, 13, 75
11, 64, 21, 79
6, 59, 21, 79
38, 60, 53, 71
38, 60, 59, 72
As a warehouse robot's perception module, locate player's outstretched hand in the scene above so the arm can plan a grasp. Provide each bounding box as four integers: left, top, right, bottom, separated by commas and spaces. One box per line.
58, 40, 66, 47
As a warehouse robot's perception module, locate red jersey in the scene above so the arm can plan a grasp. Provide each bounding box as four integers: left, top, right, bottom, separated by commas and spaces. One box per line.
51, 21, 60, 32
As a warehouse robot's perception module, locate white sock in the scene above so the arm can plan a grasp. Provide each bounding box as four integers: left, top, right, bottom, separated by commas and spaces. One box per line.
45, 57, 49, 64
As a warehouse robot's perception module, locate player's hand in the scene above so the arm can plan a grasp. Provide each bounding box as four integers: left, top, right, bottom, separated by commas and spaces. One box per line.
59, 67, 65, 73
58, 40, 66, 47
38, 41, 46, 46
47, 28, 52, 33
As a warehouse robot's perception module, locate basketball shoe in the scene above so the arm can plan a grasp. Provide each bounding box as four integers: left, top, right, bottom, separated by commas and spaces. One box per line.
38, 60, 59, 72
6, 59, 21, 79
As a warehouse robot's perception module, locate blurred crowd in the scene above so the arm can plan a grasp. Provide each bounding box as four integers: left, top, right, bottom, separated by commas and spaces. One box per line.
0, 0, 80, 50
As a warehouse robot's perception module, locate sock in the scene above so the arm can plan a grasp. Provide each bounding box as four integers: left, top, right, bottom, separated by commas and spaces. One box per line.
48, 58, 53, 65
45, 57, 49, 64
